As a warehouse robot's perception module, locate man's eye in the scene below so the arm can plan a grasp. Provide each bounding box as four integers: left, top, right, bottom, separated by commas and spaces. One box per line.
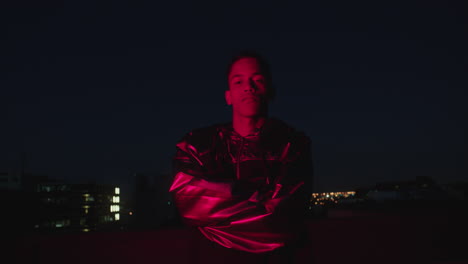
233, 80, 242, 85
254, 78, 264, 83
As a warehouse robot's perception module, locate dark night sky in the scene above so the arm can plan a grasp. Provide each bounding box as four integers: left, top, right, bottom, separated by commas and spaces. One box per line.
1, 0, 467, 192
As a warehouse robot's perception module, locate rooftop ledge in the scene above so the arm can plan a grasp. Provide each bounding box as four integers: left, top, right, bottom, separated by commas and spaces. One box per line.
5, 206, 468, 264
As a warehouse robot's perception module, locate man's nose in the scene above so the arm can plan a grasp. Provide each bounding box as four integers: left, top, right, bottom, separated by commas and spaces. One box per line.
245, 79, 258, 92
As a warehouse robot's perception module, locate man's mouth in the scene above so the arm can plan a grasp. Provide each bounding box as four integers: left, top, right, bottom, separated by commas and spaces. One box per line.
242, 96, 259, 102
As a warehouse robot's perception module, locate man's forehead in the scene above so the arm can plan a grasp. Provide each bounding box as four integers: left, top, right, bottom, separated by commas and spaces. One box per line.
229, 58, 263, 77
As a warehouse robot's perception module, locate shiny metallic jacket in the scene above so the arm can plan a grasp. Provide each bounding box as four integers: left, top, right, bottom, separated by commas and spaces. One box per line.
169, 118, 312, 253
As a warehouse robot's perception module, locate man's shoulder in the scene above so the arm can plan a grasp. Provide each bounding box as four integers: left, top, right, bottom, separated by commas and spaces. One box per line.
185, 122, 229, 138
265, 118, 311, 163
178, 122, 229, 149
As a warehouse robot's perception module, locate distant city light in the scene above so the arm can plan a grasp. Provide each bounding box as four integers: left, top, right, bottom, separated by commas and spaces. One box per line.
129, 211, 133, 216
310, 191, 356, 207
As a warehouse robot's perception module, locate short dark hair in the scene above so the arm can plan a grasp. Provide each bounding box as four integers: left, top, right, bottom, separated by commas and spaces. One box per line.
226, 50, 275, 100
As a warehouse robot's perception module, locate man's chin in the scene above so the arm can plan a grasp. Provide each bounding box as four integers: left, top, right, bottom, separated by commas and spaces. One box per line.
236, 109, 265, 118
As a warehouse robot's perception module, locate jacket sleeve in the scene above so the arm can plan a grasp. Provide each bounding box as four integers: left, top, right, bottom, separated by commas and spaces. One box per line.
169, 133, 260, 226
169, 132, 311, 228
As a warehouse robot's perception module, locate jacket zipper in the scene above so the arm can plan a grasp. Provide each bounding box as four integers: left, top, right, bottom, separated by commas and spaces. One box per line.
236, 137, 244, 180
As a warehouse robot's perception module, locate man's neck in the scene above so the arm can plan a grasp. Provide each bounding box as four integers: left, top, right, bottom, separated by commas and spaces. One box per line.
232, 115, 266, 137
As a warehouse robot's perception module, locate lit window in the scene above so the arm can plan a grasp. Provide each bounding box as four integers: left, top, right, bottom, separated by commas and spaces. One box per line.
115, 187, 120, 195
110, 205, 120, 212
115, 213, 120, 221
113, 196, 120, 203
55, 220, 66, 228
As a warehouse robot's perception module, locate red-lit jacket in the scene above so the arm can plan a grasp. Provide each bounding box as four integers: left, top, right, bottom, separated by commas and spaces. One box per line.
169, 118, 312, 253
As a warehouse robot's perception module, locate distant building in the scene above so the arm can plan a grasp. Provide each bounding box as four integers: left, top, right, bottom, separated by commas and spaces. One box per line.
367, 176, 449, 203
0, 171, 57, 191
0, 171, 21, 190
133, 173, 175, 229
35, 183, 122, 232
441, 182, 468, 201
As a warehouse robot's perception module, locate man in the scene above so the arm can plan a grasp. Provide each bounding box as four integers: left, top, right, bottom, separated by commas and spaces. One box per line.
169, 51, 312, 263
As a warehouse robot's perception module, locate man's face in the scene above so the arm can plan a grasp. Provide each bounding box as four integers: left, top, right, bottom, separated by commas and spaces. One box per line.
225, 57, 269, 118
